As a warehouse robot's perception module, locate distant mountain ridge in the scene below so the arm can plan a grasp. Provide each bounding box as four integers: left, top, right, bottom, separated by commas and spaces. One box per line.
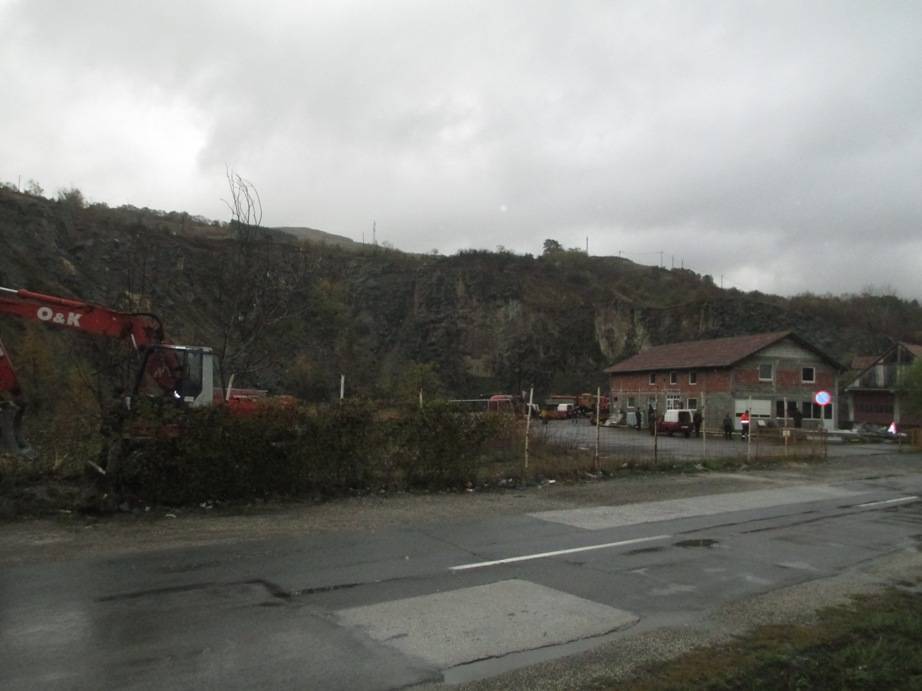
0, 186, 920, 400
274, 226, 359, 249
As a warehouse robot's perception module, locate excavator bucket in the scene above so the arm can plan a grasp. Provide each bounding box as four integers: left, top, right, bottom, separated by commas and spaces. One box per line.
0, 402, 33, 457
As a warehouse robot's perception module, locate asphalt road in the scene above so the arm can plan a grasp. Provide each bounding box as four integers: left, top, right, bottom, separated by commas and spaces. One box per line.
2, 455, 921, 690
538, 418, 904, 461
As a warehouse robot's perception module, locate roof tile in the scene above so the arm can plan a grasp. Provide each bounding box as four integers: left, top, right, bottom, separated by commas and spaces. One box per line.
606, 331, 798, 373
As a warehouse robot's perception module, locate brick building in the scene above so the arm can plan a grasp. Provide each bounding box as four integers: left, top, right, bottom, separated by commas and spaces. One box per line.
605, 331, 844, 432
842, 341, 921, 429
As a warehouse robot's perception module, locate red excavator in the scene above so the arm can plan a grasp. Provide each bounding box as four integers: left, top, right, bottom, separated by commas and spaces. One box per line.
0, 286, 271, 457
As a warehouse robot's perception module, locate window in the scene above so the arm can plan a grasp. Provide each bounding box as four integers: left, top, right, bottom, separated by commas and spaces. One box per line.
687, 398, 698, 410
758, 363, 773, 381
666, 394, 682, 410
627, 396, 636, 407
802, 367, 815, 383
688, 370, 697, 385
775, 400, 802, 417
802, 401, 822, 419
669, 371, 677, 385
139, 347, 204, 400
649, 373, 656, 385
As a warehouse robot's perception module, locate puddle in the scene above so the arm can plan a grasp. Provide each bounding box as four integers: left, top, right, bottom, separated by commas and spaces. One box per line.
673, 538, 719, 548
625, 546, 665, 555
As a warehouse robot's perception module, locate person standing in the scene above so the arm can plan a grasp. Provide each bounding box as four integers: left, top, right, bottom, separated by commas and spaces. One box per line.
740, 409, 750, 440
635, 407, 643, 431
722, 413, 733, 440
693, 409, 702, 438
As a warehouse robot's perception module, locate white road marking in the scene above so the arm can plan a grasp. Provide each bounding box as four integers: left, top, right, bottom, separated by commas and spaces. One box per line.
856, 495, 919, 508
449, 534, 670, 571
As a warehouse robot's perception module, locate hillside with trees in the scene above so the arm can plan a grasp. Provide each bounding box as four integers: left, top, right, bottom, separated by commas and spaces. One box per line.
1, 184, 921, 411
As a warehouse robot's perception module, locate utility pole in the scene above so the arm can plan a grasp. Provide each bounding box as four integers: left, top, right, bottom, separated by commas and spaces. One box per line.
747, 394, 752, 463
593, 387, 601, 472
523, 386, 534, 480
372, 220, 377, 245
658, 251, 664, 268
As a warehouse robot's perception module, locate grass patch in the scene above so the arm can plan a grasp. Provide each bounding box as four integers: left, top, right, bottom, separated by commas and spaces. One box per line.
610, 586, 922, 691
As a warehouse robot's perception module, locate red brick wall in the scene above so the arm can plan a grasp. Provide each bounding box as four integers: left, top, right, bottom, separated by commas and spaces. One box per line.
608, 369, 730, 401
610, 365, 836, 400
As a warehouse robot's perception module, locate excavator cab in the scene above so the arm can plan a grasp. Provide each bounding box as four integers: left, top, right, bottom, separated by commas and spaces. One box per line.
134, 345, 215, 407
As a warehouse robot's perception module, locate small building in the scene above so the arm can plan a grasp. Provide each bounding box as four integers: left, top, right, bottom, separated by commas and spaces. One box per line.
605, 331, 845, 432
842, 341, 922, 429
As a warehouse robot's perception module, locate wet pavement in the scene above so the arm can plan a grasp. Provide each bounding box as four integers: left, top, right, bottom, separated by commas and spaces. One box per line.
1, 462, 921, 689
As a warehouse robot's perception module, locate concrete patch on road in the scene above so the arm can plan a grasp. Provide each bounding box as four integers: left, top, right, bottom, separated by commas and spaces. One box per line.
335, 579, 637, 668
529, 485, 862, 531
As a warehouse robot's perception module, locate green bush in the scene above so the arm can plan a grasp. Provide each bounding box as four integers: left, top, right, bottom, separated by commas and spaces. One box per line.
395, 404, 502, 489
113, 401, 505, 504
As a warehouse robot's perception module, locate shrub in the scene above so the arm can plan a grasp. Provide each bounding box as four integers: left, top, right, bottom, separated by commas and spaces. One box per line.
395, 404, 502, 489
112, 400, 504, 504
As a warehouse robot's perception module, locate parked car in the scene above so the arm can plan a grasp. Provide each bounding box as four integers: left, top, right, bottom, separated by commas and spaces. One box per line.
656, 409, 695, 437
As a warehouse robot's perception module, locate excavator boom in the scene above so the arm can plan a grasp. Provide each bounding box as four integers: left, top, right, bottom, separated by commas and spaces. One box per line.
0, 286, 212, 457
0, 287, 164, 344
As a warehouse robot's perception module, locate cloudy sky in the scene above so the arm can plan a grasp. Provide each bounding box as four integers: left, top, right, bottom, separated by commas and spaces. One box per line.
2, 1, 920, 297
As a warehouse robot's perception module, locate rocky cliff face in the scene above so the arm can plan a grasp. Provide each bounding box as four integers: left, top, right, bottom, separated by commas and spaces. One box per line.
1, 187, 919, 400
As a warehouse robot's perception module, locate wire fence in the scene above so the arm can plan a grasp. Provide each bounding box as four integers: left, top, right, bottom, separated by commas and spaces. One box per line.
530, 416, 829, 466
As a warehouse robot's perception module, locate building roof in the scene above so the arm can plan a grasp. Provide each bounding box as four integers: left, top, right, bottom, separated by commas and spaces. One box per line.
605, 331, 843, 374
850, 355, 878, 371
844, 341, 922, 390
901, 342, 922, 358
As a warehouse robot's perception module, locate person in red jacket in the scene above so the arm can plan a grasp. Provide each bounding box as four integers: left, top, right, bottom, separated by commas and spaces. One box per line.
740, 410, 750, 440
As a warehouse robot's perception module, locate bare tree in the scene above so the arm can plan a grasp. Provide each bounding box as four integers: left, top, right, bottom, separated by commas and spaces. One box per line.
222, 167, 263, 230
212, 168, 294, 392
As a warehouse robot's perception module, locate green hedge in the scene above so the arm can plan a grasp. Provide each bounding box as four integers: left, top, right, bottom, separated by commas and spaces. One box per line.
114, 402, 510, 504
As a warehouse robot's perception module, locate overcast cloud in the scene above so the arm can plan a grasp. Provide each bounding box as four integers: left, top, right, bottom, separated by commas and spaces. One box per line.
2, 0, 920, 297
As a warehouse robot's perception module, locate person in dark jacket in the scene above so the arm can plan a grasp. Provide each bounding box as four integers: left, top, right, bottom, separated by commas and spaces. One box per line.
693, 410, 703, 437
722, 413, 733, 440
635, 408, 642, 431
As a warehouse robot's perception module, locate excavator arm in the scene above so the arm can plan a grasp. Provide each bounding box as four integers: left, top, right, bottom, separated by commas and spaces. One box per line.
0, 287, 170, 456
0, 287, 165, 346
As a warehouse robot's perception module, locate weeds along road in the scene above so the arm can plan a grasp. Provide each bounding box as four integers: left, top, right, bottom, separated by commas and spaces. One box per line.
1, 451, 921, 690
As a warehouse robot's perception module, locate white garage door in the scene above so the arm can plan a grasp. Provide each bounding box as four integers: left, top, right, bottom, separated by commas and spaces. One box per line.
734, 399, 771, 429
